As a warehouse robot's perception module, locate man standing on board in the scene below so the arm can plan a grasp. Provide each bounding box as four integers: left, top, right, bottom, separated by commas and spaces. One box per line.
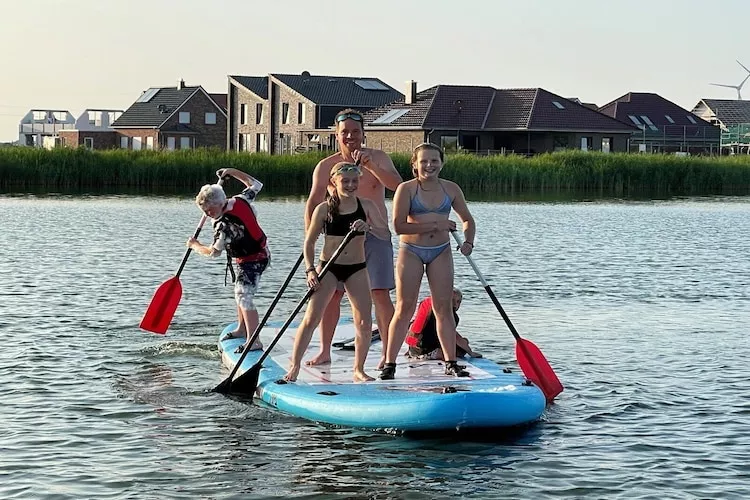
304, 108, 402, 368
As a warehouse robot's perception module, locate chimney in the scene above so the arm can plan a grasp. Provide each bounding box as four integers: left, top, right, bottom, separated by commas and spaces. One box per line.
178, 78, 185, 90
405, 80, 417, 104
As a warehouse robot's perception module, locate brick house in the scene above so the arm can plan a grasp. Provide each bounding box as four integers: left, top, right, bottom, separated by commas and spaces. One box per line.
111, 80, 227, 150
58, 109, 123, 150
362, 82, 637, 154
227, 71, 403, 154
599, 92, 720, 154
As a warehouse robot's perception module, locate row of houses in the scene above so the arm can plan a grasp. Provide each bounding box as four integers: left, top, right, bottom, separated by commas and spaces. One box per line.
18, 72, 750, 155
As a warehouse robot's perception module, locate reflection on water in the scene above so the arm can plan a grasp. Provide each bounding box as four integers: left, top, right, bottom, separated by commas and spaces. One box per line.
0, 194, 748, 498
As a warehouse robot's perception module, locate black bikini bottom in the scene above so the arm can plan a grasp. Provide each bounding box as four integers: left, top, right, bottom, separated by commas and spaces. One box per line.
319, 260, 367, 283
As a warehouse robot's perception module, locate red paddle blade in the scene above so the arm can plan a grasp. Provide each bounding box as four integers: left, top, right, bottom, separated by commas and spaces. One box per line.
515, 338, 564, 403
139, 276, 183, 334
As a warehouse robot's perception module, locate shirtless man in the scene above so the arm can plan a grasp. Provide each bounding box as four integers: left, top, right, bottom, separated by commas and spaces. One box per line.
304, 109, 402, 368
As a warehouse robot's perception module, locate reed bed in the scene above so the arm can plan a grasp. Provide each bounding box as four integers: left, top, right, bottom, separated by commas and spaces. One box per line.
1, 147, 750, 197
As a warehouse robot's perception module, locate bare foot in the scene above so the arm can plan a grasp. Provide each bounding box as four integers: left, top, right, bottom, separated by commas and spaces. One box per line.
283, 364, 300, 382
353, 370, 375, 382
376, 355, 386, 370
305, 351, 331, 366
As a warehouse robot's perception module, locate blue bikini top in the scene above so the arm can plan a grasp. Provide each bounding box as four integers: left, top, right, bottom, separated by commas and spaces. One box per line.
409, 182, 452, 216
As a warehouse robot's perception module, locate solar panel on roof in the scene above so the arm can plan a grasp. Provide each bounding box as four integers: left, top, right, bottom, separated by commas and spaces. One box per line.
136, 88, 160, 103
355, 79, 388, 91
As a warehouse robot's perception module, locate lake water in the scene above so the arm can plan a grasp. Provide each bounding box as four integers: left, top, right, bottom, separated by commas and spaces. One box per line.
1, 194, 748, 499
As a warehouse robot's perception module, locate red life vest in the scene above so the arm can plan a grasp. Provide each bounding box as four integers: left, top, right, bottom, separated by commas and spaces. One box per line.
218, 196, 267, 262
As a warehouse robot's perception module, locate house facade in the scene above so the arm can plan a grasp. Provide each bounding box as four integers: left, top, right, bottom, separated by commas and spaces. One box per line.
227, 72, 403, 154
18, 109, 75, 148
599, 93, 720, 154
362, 83, 636, 155
58, 109, 124, 149
111, 80, 227, 150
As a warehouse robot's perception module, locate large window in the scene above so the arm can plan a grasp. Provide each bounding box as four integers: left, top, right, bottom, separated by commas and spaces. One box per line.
180, 137, 191, 149
120, 136, 128, 149
580, 136, 593, 151
440, 135, 458, 151
167, 137, 176, 150
146, 136, 154, 150
132, 137, 142, 150
179, 112, 190, 124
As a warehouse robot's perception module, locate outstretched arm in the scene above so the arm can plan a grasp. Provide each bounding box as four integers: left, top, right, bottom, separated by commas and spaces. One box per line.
216, 168, 261, 190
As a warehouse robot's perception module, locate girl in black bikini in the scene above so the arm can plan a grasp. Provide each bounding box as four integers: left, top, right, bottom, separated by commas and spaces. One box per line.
284, 162, 385, 382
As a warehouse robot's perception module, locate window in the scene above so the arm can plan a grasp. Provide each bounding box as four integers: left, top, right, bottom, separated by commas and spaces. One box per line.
628, 115, 642, 126
205, 112, 216, 125
179, 112, 190, 124
602, 137, 612, 153
84, 137, 94, 149
53, 112, 67, 121
33, 111, 47, 120
132, 137, 142, 150
180, 137, 191, 149
146, 136, 154, 150
88, 111, 102, 126
120, 136, 129, 149
640, 115, 658, 131
665, 115, 675, 124
686, 115, 697, 124
298, 102, 305, 124
256, 103, 263, 125
108, 111, 122, 123
441, 135, 458, 151
553, 136, 569, 151
240, 104, 248, 125
580, 137, 593, 151
552, 101, 565, 109
256, 133, 268, 152
282, 103, 290, 124
167, 137, 176, 150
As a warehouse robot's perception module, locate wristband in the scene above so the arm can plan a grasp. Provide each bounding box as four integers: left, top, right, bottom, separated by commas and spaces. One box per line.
305, 266, 317, 274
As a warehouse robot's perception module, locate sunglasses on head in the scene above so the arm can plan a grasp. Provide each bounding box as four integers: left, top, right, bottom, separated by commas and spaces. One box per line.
335, 112, 363, 123
331, 164, 362, 177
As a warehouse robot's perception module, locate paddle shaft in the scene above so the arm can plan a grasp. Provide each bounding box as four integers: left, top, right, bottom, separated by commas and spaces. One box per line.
254, 230, 358, 368
218, 252, 303, 388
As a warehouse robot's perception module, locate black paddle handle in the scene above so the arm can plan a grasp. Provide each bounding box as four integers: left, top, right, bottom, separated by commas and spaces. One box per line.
255, 229, 358, 367
176, 176, 226, 278
225, 252, 304, 381
450, 230, 522, 342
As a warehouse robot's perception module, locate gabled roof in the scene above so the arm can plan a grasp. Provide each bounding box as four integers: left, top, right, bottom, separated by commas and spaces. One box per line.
209, 93, 228, 111
364, 85, 634, 133
598, 92, 712, 128
272, 73, 402, 107
113, 86, 203, 128
229, 75, 269, 99
694, 99, 750, 126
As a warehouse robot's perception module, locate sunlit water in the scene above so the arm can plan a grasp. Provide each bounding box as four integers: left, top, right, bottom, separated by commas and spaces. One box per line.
1, 194, 748, 499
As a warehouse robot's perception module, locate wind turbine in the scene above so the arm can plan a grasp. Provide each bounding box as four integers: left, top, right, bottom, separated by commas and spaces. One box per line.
710, 60, 750, 100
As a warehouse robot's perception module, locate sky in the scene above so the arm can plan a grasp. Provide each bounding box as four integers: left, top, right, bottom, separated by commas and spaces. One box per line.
3, 0, 750, 142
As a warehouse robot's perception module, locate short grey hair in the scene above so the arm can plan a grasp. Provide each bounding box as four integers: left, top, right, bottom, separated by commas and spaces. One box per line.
195, 184, 226, 208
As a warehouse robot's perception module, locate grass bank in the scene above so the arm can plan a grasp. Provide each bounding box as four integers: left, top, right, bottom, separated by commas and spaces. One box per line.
1, 147, 750, 197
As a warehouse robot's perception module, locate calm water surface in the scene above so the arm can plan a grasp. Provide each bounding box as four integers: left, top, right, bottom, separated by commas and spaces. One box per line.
1, 194, 748, 499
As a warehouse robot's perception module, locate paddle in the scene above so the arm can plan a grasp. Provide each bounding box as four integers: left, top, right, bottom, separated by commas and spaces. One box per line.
227, 229, 358, 395
451, 231, 563, 403
140, 177, 225, 334
213, 252, 304, 394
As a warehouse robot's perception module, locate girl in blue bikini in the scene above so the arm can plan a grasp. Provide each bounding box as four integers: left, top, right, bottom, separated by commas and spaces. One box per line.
380, 143, 476, 380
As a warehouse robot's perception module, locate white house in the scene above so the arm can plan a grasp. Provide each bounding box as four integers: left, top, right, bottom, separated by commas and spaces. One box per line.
18, 109, 75, 148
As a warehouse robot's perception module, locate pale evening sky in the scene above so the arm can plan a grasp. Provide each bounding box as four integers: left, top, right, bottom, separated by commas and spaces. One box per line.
2, 0, 749, 142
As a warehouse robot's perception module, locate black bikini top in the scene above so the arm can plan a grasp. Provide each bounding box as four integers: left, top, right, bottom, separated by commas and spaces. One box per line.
324, 198, 366, 236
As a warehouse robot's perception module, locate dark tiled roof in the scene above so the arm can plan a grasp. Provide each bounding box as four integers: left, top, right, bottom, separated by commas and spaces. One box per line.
365, 85, 634, 133
273, 73, 402, 107
598, 92, 712, 128
529, 88, 634, 131
230, 76, 268, 99
113, 87, 200, 128
209, 93, 228, 111
698, 99, 750, 126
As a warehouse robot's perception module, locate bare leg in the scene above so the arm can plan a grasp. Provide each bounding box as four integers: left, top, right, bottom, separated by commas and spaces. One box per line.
344, 269, 374, 382
425, 249, 456, 361
239, 307, 262, 350
226, 305, 247, 338
371, 289, 394, 369
385, 248, 424, 364
284, 275, 337, 382
306, 289, 345, 366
